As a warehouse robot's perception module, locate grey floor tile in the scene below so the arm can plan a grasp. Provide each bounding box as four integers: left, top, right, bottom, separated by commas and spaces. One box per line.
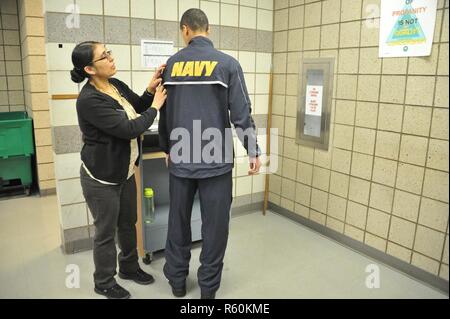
0, 194, 447, 299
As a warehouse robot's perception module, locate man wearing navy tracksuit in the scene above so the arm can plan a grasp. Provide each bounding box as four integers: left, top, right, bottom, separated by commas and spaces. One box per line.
159, 8, 261, 299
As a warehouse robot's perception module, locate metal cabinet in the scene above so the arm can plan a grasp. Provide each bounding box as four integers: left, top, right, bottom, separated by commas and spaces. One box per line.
138, 131, 202, 264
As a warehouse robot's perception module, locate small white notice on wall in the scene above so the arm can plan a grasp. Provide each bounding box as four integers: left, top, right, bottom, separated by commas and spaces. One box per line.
305, 85, 323, 116
379, 0, 437, 57
141, 39, 174, 68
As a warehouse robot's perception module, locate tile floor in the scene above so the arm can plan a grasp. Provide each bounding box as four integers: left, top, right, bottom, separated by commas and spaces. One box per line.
0, 194, 447, 299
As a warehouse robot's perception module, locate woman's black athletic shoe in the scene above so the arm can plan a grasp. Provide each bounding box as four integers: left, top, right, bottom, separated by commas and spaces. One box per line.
118, 268, 155, 285
94, 284, 131, 299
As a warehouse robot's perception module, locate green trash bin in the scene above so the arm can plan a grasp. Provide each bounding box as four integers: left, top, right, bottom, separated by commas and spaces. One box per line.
0, 155, 33, 186
0, 111, 34, 158
0, 112, 35, 190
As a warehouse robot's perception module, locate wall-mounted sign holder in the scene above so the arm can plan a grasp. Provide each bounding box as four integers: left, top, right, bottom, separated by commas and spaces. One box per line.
296, 58, 335, 151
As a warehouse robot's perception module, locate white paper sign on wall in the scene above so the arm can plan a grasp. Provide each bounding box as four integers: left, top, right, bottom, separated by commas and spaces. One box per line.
305, 85, 323, 116
141, 39, 174, 68
379, 0, 437, 57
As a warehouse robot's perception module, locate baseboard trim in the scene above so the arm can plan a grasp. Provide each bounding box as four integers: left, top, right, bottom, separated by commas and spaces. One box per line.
39, 188, 57, 196
62, 237, 93, 254
268, 202, 449, 295
231, 202, 264, 216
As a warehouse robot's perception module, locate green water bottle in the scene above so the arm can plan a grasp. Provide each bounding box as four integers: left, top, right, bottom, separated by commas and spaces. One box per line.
144, 187, 155, 224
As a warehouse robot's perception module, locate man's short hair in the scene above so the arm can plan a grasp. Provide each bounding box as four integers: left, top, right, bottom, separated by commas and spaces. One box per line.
180, 8, 209, 32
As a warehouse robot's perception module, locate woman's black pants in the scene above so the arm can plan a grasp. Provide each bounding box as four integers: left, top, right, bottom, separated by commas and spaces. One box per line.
80, 166, 139, 289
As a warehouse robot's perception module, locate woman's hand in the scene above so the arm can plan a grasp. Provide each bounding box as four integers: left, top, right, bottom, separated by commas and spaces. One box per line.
147, 64, 166, 94
151, 84, 167, 110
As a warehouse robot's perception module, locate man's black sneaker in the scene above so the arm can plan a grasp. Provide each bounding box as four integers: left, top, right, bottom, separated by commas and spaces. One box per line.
118, 268, 155, 285
94, 284, 131, 299
201, 291, 216, 299
169, 281, 186, 297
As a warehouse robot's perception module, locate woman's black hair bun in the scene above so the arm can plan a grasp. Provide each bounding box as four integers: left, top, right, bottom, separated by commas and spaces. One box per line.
70, 67, 86, 83
71, 41, 100, 84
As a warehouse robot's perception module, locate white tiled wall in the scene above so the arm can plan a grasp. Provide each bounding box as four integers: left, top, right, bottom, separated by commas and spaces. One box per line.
252, 173, 266, 193
76, 0, 103, 15
255, 73, 270, 94
1, 0, 25, 113
236, 159, 250, 176
200, 1, 220, 24
268, 0, 450, 282
221, 3, 239, 27
60, 202, 89, 229
114, 71, 131, 87
239, 51, 256, 72
48, 71, 78, 95
178, 0, 200, 20
222, 49, 238, 59
50, 100, 78, 127
241, 0, 257, 7
44, 0, 73, 13
258, 0, 273, 10
156, 0, 178, 21
103, 0, 129, 17
54, 153, 82, 180
131, 71, 154, 93
255, 94, 269, 114
257, 8, 273, 31
130, 0, 155, 19
240, 6, 257, 29
56, 178, 85, 206
46, 43, 76, 71
236, 175, 253, 196
107, 44, 131, 70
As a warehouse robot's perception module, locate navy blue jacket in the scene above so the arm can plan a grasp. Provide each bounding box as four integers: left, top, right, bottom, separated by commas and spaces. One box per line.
158, 36, 260, 179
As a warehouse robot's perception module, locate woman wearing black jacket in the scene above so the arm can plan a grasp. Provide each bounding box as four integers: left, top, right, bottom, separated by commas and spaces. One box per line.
71, 41, 166, 299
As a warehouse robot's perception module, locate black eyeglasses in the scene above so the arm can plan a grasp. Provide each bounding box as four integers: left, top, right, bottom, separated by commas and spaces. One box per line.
91, 50, 113, 64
